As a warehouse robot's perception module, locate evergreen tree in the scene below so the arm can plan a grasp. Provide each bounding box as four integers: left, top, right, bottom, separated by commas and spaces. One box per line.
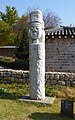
15, 28, 30, 59
0, 20, 16, 45
0, 6, 19, 26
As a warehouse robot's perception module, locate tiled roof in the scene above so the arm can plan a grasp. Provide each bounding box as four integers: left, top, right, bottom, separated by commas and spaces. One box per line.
45, 26, 75, 39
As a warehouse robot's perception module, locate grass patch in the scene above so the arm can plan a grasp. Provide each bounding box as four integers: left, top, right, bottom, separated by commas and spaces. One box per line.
0, 83, 75, 120
46, 85, 75, 100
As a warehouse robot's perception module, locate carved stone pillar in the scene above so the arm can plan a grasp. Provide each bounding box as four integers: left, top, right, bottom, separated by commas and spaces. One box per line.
29, 10, 45, 100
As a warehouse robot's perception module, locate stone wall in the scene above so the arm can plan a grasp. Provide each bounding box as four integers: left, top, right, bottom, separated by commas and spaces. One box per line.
45, 38, 75, 72
0, 69, 29, 84
0, 69, 75, 86
45, 72, 75, 86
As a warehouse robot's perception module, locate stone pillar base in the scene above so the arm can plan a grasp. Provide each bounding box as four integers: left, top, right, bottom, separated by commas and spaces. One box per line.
19, 96, 55, 104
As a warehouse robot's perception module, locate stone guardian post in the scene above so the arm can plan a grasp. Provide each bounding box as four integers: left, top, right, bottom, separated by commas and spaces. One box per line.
29, 10, 45, 100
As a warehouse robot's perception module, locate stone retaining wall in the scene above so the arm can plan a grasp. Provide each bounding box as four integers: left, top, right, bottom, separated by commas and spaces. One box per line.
0, 69, 75, 86
0, 69, 29, 84
45, 72, 75, 86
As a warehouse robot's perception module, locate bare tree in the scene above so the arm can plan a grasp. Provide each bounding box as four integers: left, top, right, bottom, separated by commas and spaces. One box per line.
23, 8, 61, 30
43, 10, 61, 29
13, 9, 61, 44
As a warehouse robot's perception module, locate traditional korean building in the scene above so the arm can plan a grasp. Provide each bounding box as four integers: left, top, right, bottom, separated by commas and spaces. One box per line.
0, 46, 16, 57
45, 26, 75, 72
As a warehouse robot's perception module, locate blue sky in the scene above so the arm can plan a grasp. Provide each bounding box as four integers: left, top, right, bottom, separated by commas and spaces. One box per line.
0, 0, 75, 26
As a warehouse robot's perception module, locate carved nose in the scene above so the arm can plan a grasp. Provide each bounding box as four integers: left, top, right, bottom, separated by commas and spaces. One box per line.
33, 28, 37, 32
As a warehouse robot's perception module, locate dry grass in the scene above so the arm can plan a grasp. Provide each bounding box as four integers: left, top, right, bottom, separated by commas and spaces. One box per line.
46, 85, 75, 100
0, 83, 75, 120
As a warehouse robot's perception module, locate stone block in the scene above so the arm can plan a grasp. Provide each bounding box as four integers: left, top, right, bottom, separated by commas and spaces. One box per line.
65, 81, 71, 86
3, 71, 11, 77
73, 74, 75, 80
50, 80, 57, 85
54, 73, 59, 80
18, 79, 23, 83
45, 74, 50, 80
11, 77, 14, 82
0, 76, 3, 79
69, 74, 74, 81
71, 81, 75, 87
22, 79, 27, 83
0, 72, 3, 76
46, 79, 50, 85
14, 78, 19, 82
49, 74, 54, 80
3, 80, 12, 84
64, 74, 69, 81
23, 74, 27, 77
16, 74, 23, 79
12, 73, 17, 78
4, 77, 11, 80
58, 81, 65, 86
59, 74, 64, 81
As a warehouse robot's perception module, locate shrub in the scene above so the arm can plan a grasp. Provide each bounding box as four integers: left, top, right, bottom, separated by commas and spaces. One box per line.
0, 87, 8, 93
15, 28, 30, 59
0, 56, 29, 70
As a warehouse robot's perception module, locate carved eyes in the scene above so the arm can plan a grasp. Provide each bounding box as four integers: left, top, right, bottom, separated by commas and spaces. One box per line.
33, 14, 39, 20
31, 27, 39, 31
33, 15, 38, 19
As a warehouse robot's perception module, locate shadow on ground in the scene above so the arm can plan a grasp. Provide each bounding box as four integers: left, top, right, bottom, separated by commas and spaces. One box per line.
28, 112, 74, 120
0, 93, 21, 100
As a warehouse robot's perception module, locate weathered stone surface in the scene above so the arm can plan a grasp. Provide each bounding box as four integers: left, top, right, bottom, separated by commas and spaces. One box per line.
0, 69, 29, 84
29, 10, 45, 100
0, 69, 75, 86
46, 80, 50, 85
71, 81, 75, 86
65, 81, 71, 86
64, 74, 69, 81
69, 74, 74, 81
0, 71, 4, 76
73, 75, 75, 80
58, 81, 65, 85
45, 74, 50, 80
49, 74, 54, 80
54, 73, 59, 80
11, 77, 14, 81
59, 74, 64, 81
50, 80, 57, 85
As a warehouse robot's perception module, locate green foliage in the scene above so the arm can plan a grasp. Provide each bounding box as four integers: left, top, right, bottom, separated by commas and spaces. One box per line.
0, 83, 29, 97
15, 28, 30, 59
0, 6, 61, 46
0, 6, 19, 26
0, 6, 29, 46
0, 6, 19, 45
0, 20, 16, 45
45, 85, 57, 97
13, 15, 29, 32
0, 87, 8, 93
0, 56, 15, 62
8, 59, 29, 70
13, 15, 29, 45
0, 84, 75, 120
0, 56, 29, 70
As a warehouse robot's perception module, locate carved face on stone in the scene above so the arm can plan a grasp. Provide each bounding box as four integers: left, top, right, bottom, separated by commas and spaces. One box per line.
30, 22, 42, 39
29, 10, 44, 40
